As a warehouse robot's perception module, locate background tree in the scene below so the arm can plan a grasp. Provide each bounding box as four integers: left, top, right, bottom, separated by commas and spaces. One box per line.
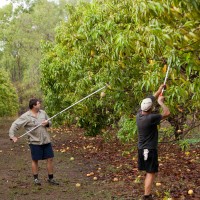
0, 69, 19, 117
40, 0, 200, 142
0, 0, 68, 113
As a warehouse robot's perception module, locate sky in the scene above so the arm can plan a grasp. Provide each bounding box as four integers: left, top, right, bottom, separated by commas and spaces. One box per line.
0, 0, 11, 8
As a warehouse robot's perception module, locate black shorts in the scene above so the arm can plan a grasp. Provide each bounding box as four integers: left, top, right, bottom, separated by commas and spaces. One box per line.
138, 149, 158, 173
29, 143, 54, 160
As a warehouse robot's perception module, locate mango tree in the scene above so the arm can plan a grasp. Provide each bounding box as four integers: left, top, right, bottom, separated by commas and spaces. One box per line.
40, 0, 200, 141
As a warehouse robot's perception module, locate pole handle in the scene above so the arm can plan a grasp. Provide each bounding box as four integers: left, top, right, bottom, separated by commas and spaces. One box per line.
160, 84, 166, 96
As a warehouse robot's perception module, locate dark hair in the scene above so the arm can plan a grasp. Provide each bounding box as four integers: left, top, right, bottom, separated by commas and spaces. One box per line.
29, 98, 40, 109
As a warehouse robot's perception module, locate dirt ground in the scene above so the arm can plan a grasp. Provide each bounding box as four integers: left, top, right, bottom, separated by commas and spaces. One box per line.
0, 118, 200, 200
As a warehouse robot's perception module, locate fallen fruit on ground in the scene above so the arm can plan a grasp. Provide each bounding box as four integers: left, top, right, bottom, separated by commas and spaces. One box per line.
76, 183, 81, 187
86, 173, 91, 177
185, 152, 190, 156
86, 172, 94, 177
188, 189, 193, 195
156, 182, 162, 186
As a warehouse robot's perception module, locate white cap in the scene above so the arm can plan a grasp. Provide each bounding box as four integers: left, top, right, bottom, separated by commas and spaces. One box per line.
141, 98, 153, 111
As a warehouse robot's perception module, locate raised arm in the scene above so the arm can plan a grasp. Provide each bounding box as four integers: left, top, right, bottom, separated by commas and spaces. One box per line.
153, 84, 165, 99
157, 96, 170, 120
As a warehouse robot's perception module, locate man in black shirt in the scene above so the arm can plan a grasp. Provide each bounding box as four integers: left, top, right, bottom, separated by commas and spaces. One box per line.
136, 84, 170, 200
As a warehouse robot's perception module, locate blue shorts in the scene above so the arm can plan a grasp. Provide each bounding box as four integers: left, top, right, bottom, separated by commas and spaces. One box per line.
29, 143, 54, 160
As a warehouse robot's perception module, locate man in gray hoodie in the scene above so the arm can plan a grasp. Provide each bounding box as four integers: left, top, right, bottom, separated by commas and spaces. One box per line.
9, 98, 59, 186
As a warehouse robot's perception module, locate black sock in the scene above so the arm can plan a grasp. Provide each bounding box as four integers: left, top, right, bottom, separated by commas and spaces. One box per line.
33, 174, 38, 180
48, 174, 53, 180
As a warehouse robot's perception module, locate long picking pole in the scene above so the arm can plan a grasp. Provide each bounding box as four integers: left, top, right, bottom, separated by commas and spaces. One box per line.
161, 64, 171, 96
18, 85, 107, 139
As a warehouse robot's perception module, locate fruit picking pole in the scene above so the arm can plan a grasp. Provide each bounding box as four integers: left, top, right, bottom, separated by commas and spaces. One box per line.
18, 85, 107, 139
161, 64, 171, 96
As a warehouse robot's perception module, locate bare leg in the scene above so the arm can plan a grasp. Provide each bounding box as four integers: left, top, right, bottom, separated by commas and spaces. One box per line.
47, 158, 53, 175
144, 173, 155, 195
32, 160, 38, 175
46, 158, 59, 185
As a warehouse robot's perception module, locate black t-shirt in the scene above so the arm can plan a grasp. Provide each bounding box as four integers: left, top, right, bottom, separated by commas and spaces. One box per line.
136, 96, 162, 149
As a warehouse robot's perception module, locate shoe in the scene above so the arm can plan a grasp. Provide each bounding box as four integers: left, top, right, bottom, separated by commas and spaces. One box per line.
142, 194, 153, 200
34, 178, 41, 186
48, 179, 59, 185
